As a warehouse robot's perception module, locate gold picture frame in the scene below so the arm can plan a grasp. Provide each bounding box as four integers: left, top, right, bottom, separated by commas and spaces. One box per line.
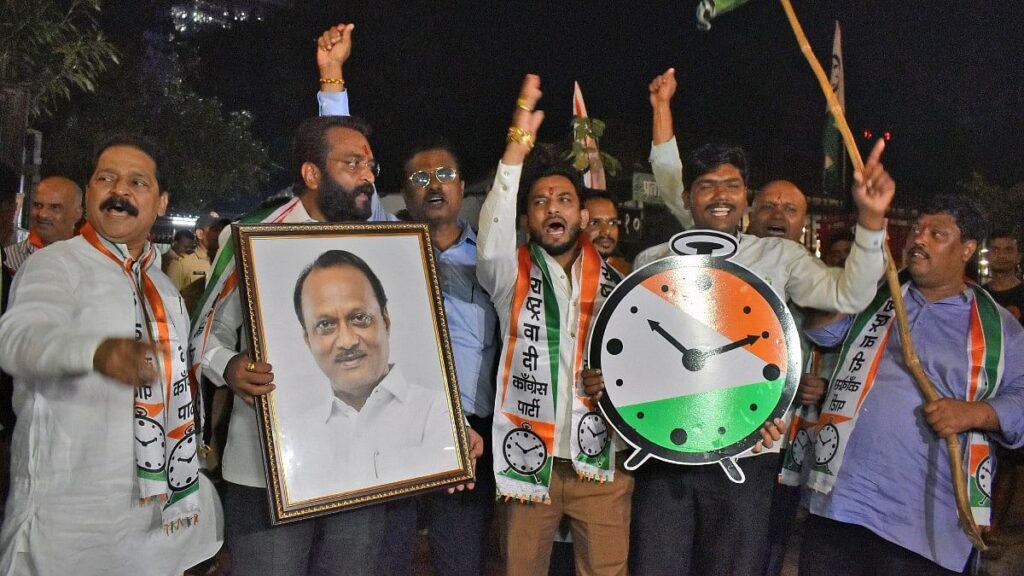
234, 221, 474, 524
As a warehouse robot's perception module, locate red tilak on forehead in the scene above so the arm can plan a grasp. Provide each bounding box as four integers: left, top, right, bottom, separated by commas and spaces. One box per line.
362, 144, 370, 157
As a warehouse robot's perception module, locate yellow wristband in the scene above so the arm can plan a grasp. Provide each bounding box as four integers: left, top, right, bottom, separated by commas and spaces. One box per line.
319, 77, 345, 88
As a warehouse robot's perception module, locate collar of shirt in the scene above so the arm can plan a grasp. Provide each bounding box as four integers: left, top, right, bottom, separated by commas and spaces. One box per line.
317, 364, 410, 422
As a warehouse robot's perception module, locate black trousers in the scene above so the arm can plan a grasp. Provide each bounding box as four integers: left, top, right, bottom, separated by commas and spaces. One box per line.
630, 453, 781, 576
798, 514, 968, 576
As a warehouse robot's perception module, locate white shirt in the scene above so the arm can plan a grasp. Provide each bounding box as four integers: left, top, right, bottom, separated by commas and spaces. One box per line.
477, 162, 587, 458
0, 237, 222, 575
282, 366, 458, 503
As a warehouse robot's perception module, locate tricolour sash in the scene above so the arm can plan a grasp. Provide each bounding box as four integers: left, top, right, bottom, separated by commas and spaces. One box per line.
188, 197, 303, 389
808, 281, 1005, 526
493, 240, 619, 502
82, 224, 200, 531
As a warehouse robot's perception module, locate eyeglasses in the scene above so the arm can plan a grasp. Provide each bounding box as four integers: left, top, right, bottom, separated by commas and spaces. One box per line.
407, 166, 458, 188
337, 157, 381, 177
588, 218, 622, 228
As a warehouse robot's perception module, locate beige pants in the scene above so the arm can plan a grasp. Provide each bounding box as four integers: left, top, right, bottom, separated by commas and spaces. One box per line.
502, 457, 634, 576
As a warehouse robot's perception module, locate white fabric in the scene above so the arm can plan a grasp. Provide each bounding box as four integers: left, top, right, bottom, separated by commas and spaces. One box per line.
477, 162, 602, 458
649, 136, 694, 229
282, 366, 457, 503
0, 236, 222, 575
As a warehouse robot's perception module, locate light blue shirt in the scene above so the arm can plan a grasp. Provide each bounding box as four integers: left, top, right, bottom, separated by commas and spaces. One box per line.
436, 224, 498, 417
806, 285, 1024, 571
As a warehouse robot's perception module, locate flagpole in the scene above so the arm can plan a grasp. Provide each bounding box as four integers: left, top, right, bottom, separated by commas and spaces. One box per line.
778, 0, 987, 551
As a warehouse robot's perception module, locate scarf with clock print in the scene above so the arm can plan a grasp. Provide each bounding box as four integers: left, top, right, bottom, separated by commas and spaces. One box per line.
808, 280, 1004, 527
493, 239, 618, 502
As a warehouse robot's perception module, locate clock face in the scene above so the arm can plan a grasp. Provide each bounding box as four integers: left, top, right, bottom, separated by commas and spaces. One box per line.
502, 427, 548, 475
134, 413, 166, 472
975, 456, 993, 500
589, 242, 799, 467
814, 423, 841, 465
791, 428, 811, 467
577, 412, 609, 457
167, 433, 199, 491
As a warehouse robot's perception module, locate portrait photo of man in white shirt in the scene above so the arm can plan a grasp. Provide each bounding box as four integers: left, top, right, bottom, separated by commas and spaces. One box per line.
279, 249, 459, 503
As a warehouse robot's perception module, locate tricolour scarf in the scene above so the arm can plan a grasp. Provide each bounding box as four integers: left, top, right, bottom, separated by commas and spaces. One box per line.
188, 197, 302, 383
493, 239, 619, 502
808, 281, 1005, 526
81, 224, 200, 531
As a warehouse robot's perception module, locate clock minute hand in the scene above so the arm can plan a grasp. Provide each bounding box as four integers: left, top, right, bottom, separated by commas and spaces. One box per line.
702, 334, 761, 358
647, 319, 691, 354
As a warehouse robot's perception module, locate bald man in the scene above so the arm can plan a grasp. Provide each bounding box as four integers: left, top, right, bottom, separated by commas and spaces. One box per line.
746, 180, 808, 243
3, 176, 84, 274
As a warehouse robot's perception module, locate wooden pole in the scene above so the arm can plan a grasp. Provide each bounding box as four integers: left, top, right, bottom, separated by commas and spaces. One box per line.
778, 0, 987, 551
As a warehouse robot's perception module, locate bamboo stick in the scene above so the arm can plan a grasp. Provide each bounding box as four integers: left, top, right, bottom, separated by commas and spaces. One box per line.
778, 0, 986, 551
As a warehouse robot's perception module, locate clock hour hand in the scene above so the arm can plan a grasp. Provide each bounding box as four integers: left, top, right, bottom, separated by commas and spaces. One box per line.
648, 319, 691, 354
702, 334, 761, 359
681, 334, 761, 372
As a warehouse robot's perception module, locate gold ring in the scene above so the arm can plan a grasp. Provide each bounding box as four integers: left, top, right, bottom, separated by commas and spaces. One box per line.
246, 362, 256, 372
516, 97, 533, 112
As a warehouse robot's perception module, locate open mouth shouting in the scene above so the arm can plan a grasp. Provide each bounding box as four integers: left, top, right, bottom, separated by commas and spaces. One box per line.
424, 189, 447, 207
544, 218, 567, 241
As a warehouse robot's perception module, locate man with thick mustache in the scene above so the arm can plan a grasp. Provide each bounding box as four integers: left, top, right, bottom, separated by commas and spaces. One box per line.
192, 115, 401, 576
0, 135, 222, 574
621, 68, 894, 576
2, 175, 83, 275
798, 195, 1024, 575
477, 75, 634, 576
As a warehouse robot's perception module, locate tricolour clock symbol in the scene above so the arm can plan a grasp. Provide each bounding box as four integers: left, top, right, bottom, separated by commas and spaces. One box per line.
502, 426, 548, 476
588, 230, 800, 476
814, 423, 841, 465
577, 412, 609, 457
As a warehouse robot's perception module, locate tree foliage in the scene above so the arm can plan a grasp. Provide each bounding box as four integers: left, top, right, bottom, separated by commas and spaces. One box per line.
43, 60, 270, 212
0, 0, 121, 117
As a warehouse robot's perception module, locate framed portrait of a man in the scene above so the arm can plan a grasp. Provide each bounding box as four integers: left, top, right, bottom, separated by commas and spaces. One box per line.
233, 222, 474, 523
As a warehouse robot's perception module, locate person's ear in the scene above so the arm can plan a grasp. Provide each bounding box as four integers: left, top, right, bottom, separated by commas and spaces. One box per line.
301, 162, 322, 191
962, 239, 978, 263
382, 308, 391, 332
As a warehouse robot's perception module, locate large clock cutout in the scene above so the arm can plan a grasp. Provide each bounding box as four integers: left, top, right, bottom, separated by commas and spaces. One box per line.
588, 230, 800, 482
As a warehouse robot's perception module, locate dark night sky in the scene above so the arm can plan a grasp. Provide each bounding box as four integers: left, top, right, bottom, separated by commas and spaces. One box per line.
183, 1, 1024, 207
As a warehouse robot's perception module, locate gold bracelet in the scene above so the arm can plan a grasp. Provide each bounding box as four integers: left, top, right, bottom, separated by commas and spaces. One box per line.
516, 97, 533, 112
507, 126, 535, 150
319, 77, 345, 88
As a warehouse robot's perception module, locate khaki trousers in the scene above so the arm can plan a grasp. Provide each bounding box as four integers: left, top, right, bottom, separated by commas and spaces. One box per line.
502, 456, 633, 576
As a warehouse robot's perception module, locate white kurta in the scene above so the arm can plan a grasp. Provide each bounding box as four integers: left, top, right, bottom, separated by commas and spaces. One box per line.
0, 236, 222, 575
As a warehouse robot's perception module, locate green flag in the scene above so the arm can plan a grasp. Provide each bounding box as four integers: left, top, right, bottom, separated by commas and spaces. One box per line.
696, 0, 755, 30
822, 21, 845, 196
